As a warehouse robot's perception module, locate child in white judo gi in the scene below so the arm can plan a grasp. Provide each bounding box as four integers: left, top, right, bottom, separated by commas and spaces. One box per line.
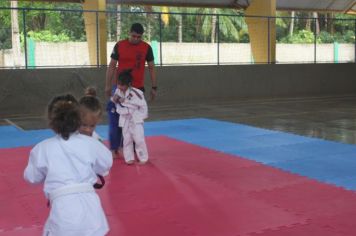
111, 70, 149, 165
24, 94, 113, 236
78, 87, 108, 188
79, 87, 103, 141
78, 87, 123, 160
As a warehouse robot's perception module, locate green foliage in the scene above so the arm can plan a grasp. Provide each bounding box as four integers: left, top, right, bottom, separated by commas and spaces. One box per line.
0, 27, 11, 49
189, 8, 246, 42
276, 14, 287, 28
317, 31, 334, 43
27, 30, 71, 42
0, 2, 12, 49
1, 2, 85, 44
280, 30, 320, 44
275, 11, 355, 44
0, 3, 355, 47
107, 5, 156, 41
334, 13, 355, 31
219, 13, 247, 42
0, 2, 11, 27
317, 30, 355, 43
341, 30, 355, 43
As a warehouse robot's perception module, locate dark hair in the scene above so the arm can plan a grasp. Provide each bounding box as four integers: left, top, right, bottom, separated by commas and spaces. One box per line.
117, 69, 133, 86
79, 87, 102, 116
48, 94, 80, 140
130, 23, 144, 34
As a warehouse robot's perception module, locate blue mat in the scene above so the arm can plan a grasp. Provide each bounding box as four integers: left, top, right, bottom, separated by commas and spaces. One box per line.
1, 118, 356, 190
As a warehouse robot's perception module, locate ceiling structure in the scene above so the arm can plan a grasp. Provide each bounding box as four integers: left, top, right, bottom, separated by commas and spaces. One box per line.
9, 0, 356, 13
107, 0, 356, 13
277, 0, 356, 13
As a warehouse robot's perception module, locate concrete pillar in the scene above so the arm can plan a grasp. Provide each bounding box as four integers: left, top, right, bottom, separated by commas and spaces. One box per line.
83, 0, 107, 66
245, 0, 276, 63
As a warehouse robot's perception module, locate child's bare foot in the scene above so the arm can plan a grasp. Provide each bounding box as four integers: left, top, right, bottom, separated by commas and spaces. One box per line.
112, 150, 119, 159
125, 160, 135, 165
138, 160, 148, 165
117, 148, 124, 158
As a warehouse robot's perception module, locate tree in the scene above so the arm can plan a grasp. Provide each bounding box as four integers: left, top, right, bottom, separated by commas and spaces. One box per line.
177, 12, 183, 42
0, 1, 12, 49
159, 6, 183, 42
211, 8, 217, 43
305, 12, 312, 31
144, 5, 153, 41
327, 13, 335, 34
154, 6, 187, 43
16, 2, 85, 42
117, 4, 121, 40
313, 12, 320, 35
195, 8, 246, 43
289, 11, 295, 36
11, 1, 21, 67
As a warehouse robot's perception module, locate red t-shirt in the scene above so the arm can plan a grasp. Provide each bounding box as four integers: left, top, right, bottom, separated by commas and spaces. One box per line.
110, 39, 154, 88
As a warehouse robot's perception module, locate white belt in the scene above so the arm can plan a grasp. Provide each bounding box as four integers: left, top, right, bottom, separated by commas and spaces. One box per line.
49, 183, 94, 202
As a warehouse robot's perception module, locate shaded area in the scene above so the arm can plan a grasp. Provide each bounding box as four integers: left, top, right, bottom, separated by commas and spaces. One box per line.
4, 95, 356, 145
152, 95, 356, 145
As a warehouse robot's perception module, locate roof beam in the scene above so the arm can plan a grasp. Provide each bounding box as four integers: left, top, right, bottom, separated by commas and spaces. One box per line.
345, 0, 356, 13
106, 0, 240, 9
8, 0, 356, 14
9, 0, 83, 2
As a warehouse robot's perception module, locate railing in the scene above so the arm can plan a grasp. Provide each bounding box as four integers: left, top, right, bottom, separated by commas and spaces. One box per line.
0, 6, 355, 68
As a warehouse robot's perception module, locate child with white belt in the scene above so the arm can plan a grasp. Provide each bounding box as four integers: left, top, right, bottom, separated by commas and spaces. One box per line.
24, 94, 113, 236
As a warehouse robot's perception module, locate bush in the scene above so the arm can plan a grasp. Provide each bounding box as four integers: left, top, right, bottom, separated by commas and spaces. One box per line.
317, 30, 355, 44
279, 30, 320, 44
317, 31, 334, 43
339, 30, 355, 43
27, 30, 71, 42
0, 28, 11, 49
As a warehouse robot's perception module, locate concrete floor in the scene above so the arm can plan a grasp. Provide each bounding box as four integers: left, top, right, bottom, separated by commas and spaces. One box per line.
2, 95, 356, 145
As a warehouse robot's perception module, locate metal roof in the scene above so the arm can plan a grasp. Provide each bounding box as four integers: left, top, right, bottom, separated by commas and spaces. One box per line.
109, 0, 356, 13
276, 0, 356, 12
11, 0, 356, 13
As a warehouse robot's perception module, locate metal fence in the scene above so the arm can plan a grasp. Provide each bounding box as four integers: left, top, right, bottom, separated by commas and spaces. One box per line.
0, 6, 355, 68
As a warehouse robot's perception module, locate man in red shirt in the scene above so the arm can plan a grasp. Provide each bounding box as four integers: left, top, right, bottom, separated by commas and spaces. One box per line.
105, 23, 157, 158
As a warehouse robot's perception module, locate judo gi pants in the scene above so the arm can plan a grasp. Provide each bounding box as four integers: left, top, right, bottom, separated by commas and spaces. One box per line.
122, 121, 148, 163
106, 101, 122, 151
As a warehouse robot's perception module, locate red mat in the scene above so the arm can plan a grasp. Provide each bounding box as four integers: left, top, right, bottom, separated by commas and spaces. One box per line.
1, 136, 356, 235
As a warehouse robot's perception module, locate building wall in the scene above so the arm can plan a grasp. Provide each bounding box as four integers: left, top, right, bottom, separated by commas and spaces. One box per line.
1, 43, 354, 67
0, 63, 355, 117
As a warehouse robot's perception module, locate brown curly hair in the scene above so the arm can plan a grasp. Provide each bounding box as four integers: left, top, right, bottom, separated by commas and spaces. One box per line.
79, 87, 102, 116
84, 86, 97, 97
48, 94, 80, 140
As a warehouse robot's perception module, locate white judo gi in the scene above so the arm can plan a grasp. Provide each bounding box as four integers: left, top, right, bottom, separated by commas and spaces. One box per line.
24, 132, 113, 236
112, 87, 149, 163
